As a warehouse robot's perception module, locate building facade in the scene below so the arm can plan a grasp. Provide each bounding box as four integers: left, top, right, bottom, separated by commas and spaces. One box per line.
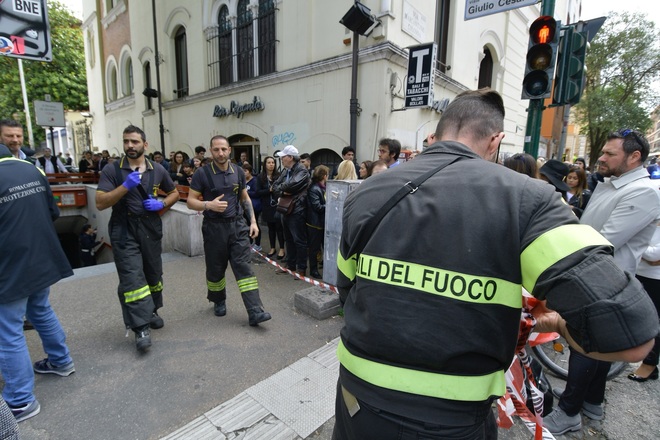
81, 0, 576, 170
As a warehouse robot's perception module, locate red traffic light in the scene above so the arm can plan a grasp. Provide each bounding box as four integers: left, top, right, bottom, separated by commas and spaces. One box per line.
530, 16, 557, 44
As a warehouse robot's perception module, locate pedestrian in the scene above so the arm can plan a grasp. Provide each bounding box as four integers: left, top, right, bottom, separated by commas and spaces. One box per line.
273, 145, 311, 278
306, 165, 328, 279
0, 144, 75, 423
333, 89, 658, 440
358, 160, 372, 179
544, 128, 660, 435
502, 152, 538, 178
335, 160, 357, 180
257, 156, 286, 260
79, 224, 102, 267
565, 166, 591, 218
332, 146, 359, 178
376, 138, 402, 168
96, 125, 180, 351
243, 162, 263, 251
186, 136, 271, 326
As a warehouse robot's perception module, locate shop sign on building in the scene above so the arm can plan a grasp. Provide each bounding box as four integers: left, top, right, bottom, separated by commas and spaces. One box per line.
212, 96, 265, 118
405, 43, 437, 109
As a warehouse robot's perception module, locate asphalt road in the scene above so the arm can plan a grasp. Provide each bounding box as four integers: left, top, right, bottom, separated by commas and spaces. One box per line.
8, 252, 660, 439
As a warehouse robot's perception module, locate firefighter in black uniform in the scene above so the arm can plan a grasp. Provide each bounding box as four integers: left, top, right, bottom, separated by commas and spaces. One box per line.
333, 89, 659, 439
187, 135, 271, 326
96, 125, 179, 351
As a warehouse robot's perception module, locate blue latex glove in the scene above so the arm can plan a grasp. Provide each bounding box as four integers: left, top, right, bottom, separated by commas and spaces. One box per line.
142, 195, 164, 212
122, 171, 141, 190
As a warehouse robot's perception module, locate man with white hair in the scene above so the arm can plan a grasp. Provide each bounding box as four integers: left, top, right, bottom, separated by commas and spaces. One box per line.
273, 145, 311, 277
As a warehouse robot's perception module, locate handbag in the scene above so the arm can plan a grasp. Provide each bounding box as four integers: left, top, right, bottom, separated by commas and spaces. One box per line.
276, 194, 296, 215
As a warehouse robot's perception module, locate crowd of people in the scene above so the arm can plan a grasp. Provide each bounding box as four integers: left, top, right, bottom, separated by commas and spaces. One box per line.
1, 88, 659, 440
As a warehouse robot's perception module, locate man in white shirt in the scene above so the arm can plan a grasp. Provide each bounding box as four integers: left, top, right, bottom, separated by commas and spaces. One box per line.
36, 148, 68, 174
545, 128, 660, 435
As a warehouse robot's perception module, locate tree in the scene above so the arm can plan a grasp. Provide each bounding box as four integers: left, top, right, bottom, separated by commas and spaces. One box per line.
574, 12, 660, 167
0, 1, 87, 147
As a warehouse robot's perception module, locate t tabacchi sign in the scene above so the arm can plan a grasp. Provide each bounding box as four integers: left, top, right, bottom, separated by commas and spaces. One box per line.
212, 96, 265, 118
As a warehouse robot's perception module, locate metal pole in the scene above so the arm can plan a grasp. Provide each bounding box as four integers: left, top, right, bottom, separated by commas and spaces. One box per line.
18, 59, 35, 148
349, 30, 359, 150
152, 0, 166, 155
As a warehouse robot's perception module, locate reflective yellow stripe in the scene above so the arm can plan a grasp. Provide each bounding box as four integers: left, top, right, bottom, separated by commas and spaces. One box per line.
337, 340, 505, 401
520, 224, 612, 291
356, 254, 521, 308
123, 285, 150, 303
237, 276, 258, 292
337, 250, 357, 282
207, 278, 226, 292
149, 281, 163, 293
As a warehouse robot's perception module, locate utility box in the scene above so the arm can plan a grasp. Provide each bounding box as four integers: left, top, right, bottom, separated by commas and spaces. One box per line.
324, 179, 362, 286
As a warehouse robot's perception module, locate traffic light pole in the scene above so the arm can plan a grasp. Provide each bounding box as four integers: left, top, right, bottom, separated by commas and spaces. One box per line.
523, 0, 555, 158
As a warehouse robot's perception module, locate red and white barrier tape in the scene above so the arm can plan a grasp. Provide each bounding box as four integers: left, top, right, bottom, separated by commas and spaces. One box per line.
250, 247, 339, 294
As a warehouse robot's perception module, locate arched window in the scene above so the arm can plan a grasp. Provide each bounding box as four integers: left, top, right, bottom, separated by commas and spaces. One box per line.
478, 47, 493, 89
236, 0, 254, 80
122, 56, 133, 96
174, 27, 189, 98
258, 0, 276, 75
107, 63, 118, 101
218, 5, 233, 85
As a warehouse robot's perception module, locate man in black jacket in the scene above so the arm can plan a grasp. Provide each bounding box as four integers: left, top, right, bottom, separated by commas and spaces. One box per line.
273, 145, 311, 277
0, 144, 75, 423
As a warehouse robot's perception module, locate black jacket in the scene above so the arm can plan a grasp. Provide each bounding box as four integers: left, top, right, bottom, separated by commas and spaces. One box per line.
273, 161, 310, 216
306, 182, 326, 228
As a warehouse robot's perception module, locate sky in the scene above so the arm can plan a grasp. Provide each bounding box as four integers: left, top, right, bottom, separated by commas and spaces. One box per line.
582, 0, 660, 23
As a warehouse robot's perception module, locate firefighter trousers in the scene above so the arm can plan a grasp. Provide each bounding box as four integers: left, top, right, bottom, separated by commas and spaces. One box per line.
202, 216, 265, 314
110, 212, 164, 330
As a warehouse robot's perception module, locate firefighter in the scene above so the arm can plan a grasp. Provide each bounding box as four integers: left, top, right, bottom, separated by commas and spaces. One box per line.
96, 125, 179, 351
333, 89, 658, 439
186, 135, 271, 326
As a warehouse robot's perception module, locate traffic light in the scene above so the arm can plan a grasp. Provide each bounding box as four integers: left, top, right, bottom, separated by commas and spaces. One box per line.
521, 16, 560, 100
553, 26, 587, 105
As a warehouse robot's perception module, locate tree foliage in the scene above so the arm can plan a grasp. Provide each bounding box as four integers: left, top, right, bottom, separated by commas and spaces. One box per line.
0, 1, 87, 146
574, 12, 660, 166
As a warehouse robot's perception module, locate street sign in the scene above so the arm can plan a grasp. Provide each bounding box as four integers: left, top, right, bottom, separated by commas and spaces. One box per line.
34, 100, 65, 127
405, 42, 437, 109
0, 0, 52, 61
465, 0, 539, 21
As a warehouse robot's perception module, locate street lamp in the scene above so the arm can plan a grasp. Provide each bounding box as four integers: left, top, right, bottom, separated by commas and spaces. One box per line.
340, 2, 380, 151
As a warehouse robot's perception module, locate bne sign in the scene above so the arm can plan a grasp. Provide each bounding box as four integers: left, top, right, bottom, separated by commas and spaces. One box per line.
464, 0, 539, 21
405, 43, 437, 109
0, 0, 52, 61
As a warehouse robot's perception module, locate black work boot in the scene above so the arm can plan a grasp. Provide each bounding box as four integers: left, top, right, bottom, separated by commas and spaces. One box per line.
149, 311, 164, 329
214, 300, 227, 316
248, 309, 272, 326
135, 326, 151, 352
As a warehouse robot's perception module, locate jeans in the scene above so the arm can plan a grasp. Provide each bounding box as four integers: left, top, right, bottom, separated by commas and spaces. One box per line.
282, 212, 308, 271
0, 287, 72, 407
559, 349, 610, 416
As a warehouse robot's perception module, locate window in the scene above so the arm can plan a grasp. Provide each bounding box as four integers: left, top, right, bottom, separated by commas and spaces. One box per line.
107, 64, 118, 101
174, 27, 189, 98
258, 0, 276, 75
218, 6, 233, 86
144, 61, 153, 110
478, 48, 493, 89
236, 0, 254, 81
122, 56, 134, 96
435, 0, 450, 73
207, 1, 276, 88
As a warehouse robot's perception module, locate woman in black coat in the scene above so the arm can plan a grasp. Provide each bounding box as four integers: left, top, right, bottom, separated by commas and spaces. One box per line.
306, 165, 328, 278
256, 156, 285, 259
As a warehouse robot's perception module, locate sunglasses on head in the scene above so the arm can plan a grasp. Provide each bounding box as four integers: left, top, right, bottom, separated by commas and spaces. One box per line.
617, 128, 645, 150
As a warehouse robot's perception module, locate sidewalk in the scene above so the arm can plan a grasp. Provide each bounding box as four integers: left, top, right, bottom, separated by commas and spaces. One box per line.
12, 252, 660, 439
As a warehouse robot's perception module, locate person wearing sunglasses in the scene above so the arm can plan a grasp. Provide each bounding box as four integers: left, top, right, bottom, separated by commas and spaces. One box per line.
545, 128, 660, 435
